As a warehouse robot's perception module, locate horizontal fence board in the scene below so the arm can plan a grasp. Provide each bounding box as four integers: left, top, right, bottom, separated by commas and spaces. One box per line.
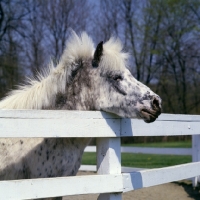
0, 110, 121, 138
0, 118, 120, 138
1, 110, 200, 121
1, 118, 199, 138
157, 114, 200, 122
123, 162, 200, 192
79, 165, 146, 173
120, 147, 192, 155
85, 146, 192, 155
0, 110, 120, 119
121, 119, 200, 136
0, 111, 200, 137
121, 147, 192, 155
85, 146, 96, 152
0, 174, 123, 200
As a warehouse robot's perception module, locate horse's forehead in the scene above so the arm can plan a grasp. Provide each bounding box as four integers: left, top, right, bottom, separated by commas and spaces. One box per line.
122, 70, 151, 93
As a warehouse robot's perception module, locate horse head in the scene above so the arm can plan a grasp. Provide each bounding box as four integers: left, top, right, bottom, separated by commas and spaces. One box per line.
89, 39, 162, 123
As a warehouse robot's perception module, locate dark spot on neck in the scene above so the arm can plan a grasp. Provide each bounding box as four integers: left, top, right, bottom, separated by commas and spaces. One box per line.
55, 93, 66, 109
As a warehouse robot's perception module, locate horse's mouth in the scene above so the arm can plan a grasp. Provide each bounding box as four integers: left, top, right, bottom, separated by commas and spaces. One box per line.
140, 108, 161, 123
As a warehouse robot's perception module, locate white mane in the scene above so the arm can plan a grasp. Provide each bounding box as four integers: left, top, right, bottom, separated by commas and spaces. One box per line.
101, 37, 129, 71
0, 31, 128, 109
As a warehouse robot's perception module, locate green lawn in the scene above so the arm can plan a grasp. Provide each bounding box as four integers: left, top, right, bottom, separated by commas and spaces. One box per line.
81, 141, 192, 168
122, 141, 191, 148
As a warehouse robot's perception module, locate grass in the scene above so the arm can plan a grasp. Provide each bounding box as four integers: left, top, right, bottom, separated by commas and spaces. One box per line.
81, 141, 192, 168
122, 141, 191, 148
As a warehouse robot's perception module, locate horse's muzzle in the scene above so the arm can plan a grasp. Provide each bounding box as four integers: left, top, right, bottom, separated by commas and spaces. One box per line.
139, 96, 162, 123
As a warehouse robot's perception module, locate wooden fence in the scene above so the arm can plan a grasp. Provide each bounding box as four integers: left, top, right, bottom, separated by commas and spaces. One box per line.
0, 110, 199, 200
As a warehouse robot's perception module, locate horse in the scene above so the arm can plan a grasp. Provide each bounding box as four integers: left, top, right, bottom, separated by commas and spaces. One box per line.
0, 31, 162, 200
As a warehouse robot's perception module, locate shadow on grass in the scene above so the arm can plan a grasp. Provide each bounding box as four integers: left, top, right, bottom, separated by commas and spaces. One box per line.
175, 181, 200, 200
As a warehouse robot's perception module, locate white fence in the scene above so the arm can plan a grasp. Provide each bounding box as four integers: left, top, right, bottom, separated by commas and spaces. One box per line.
85, 145, 192, 156
0, 110, 200, 200
82, 145, 193, 175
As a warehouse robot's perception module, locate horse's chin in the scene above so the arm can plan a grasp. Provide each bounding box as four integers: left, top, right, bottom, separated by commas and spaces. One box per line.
139, 108, 161, 123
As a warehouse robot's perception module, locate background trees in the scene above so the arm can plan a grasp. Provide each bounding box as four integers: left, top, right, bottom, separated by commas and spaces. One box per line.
0, 0, 27, 96
0, 0, 91, 97
94, 0, 200, 115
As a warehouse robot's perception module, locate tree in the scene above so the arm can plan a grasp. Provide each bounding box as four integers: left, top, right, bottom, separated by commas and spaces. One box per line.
41, 0, 91, 61
154, 0, 200, 114
0, 0, 27, 97
121, 0, 163, 84
91, 0, 122, 43
23, 0, 46, 75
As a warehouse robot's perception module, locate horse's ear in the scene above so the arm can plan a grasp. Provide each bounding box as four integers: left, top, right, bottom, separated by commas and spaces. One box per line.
92, 41, 103, 68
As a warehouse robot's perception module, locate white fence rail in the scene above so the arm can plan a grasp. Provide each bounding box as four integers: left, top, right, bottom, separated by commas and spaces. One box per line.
85, 145, 192, 155
0, 110, 200, 200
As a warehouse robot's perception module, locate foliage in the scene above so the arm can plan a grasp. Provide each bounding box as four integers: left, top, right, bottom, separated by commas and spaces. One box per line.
122, 141, 192, 148
81, 152, 191, 168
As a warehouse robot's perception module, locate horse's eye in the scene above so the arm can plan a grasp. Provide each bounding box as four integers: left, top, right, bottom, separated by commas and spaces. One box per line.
113, 75, 123, 82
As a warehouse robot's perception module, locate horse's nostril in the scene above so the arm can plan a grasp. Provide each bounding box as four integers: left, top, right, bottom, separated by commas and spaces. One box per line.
152, 96, 161, 108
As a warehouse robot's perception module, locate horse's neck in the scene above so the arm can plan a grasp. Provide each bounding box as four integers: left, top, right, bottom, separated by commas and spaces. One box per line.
0, 61, 97, 111
55, 85, 94, 110
0, 67, 67, 109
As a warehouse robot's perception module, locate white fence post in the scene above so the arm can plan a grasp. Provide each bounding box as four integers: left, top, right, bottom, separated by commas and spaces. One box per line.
192, 135, 200, 187
97, 138, 122, 200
